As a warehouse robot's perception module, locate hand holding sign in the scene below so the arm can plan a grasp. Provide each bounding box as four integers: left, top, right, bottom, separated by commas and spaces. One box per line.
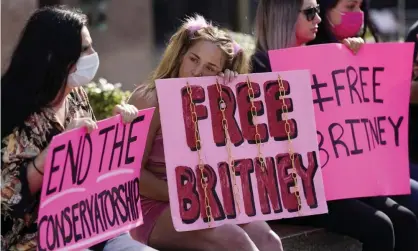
113, 103, 139, 124
218, 69, 239, 84
66, 117, 98, 133
341, 37, 364, 55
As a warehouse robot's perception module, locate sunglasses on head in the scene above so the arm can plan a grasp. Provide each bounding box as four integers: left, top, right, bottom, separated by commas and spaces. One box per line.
300, 5, 320, 21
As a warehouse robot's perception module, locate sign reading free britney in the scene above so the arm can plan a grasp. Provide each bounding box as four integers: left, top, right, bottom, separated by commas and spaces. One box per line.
270, 43, 413, 200
156, 71, 328, 232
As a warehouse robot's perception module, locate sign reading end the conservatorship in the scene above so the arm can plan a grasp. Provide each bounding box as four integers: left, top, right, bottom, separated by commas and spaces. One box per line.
38, 108, 154, 251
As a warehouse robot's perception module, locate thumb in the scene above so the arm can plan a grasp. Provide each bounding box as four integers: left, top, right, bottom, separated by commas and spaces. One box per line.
341, 38, 351, 48
342, 38, 357, 54
113, 104, 123, 116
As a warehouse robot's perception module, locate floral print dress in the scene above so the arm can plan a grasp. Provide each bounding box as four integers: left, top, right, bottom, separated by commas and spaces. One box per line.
1, 87, 95, 251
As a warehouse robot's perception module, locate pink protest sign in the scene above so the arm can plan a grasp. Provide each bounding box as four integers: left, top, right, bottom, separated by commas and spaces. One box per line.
269, 43, 413, 201
155, 71, 328, 232
38, 108, 155, 251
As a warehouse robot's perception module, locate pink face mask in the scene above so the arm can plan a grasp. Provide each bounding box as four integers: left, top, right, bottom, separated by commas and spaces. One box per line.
330, 11, 364, 40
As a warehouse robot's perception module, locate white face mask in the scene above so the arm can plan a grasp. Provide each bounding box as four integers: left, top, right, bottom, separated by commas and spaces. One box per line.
68, 52, 100, 87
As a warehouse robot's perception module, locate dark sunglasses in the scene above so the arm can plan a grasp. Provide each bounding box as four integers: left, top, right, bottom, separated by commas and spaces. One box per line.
300, 5, 320, 21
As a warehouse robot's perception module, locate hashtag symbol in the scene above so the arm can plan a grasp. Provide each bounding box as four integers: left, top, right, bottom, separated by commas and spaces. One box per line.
311, 74, 334, 112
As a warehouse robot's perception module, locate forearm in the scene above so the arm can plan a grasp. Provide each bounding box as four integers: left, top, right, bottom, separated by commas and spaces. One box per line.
139, 168, 169, 202
1, 156, 44, 218
28, 149, 48, 194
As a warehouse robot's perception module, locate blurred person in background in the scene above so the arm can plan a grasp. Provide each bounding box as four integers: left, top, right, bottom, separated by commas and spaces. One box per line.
251, 0, 418, 250
390, 20, 418, 213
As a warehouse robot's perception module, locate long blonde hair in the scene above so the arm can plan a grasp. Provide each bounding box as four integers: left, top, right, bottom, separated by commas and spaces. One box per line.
134, 14, 249, 103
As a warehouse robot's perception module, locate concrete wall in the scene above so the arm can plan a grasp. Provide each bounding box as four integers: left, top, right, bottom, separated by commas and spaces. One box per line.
1, 0, 38, 73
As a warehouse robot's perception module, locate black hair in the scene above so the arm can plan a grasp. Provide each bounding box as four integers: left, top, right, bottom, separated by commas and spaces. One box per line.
308, 0, 379, 45
1, 6, 87, 138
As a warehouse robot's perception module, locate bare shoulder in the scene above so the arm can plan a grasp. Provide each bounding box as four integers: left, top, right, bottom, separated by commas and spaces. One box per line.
128, 85, 160, 128
128, 85, 158, 110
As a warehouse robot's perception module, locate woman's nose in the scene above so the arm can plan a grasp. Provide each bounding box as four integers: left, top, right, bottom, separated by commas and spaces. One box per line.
314, 13, 321, 24
192, 65, 204, 77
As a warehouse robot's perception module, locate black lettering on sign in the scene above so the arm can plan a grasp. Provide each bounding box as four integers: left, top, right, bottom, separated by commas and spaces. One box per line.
317, 130, 330, 168
331, 69, 346, 106
109, 123, 126, 171
328, 123, 350, 159
369, 118, 380, 148
346, 66, 362, 104
85, 196, 95, 233
311, 74, 334, 112
319, 114, 405, 167
46, 134, 93, 197
46, 144, 66, 196
79, 200, 91, 238
98, 125, 114, 172
372, 67, 384, 103
38, 178, 141, 250
377, 116, 387, 145
312, 66, 386, 108
125, 115, 144, 164
76, 134, 92, 186
71, 203, 82, 242
98, 116, 143, 172
345, 119, 363, 155
359, 67, 370, 103
61, 137, 82, 192
388, 116, 403, 147
361, 118, 372, 151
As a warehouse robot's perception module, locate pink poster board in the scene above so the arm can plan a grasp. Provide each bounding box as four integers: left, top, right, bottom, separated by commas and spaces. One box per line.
38, 108, 155, 251
269, 43, 413, 201
155, 71, 328, 232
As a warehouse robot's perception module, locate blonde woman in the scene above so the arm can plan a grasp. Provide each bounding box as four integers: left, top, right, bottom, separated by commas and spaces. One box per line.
128, 15, 283, 251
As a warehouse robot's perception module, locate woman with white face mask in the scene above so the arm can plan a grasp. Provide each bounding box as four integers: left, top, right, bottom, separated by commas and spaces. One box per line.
1, 6, 154, 251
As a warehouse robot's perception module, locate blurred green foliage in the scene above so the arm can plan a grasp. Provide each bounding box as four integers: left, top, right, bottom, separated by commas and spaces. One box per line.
84, 78, 131, 120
